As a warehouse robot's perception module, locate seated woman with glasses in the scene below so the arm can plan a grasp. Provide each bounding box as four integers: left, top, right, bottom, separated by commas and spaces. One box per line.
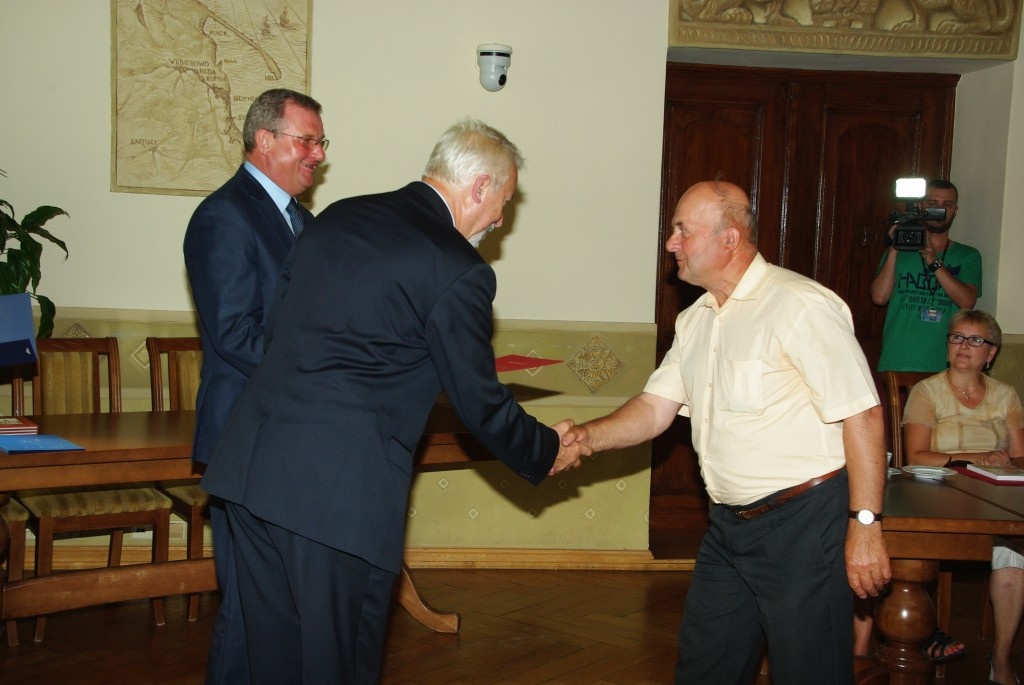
904, 309, 1024, 685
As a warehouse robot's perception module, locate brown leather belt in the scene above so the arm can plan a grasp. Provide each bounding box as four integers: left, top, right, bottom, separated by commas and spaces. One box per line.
728, 468, 844, 521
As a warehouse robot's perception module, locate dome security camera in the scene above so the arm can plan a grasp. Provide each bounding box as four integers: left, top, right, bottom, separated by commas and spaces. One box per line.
477, 44, 512, 92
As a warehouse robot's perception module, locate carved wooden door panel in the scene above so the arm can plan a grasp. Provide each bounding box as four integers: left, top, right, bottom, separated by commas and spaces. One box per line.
651, 63, 957, 535
785, 76, 956, 363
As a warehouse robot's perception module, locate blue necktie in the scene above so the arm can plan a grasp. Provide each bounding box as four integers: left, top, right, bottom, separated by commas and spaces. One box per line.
286, 199, 304, 237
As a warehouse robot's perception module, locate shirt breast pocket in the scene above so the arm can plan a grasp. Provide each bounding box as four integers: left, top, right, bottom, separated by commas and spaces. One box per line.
715, 359, 765, 415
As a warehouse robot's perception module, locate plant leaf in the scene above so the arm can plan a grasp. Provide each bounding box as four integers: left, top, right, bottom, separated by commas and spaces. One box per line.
0, 246, 32, 293
21, 224, 69, 259
35, 294, 55, 338
19, 207, 70, 258
21, 206, 69, 230
0, 259, 19, 293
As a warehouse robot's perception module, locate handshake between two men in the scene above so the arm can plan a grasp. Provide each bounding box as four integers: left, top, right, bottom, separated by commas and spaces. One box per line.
548, 419, 590, 476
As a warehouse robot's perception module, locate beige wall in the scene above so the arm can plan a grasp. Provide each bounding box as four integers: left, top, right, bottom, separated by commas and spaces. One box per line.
952, 64, 1014, 322
3, 2, 1021, 329
995, 61, 1024, 333
0, 0, 668, 324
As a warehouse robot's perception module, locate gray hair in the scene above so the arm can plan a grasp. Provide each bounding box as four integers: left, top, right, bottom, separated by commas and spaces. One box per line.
422, 118, 524, 190
242, 88, 322, 153
709, 179, 758, 243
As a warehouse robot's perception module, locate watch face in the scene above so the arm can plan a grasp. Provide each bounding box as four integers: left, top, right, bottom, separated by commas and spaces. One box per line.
857, 510, 874, 525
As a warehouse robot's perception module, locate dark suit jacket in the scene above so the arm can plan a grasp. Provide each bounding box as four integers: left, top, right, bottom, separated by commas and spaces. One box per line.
201, 182, 558, 573
184, 165, 312, 464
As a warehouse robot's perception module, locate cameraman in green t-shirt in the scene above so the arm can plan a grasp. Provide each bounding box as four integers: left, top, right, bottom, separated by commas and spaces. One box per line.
871, 179, 982, 372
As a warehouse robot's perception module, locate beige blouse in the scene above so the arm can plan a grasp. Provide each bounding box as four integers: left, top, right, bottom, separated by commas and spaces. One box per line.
903, 372, 1024, 454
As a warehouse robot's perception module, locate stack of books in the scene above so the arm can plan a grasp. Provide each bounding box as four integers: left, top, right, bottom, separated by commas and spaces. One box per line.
957, 462, 1024, 485
0, 416, 38, 435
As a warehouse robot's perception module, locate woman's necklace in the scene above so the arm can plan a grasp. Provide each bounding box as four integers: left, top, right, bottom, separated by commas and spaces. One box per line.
948, 372, 983, 400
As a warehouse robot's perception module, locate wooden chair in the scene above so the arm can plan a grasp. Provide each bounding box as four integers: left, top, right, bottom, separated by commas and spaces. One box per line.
0, 498, 29, 646
11, 337, 172, 643
146, 336, 208, 621
883, 370, 932, 469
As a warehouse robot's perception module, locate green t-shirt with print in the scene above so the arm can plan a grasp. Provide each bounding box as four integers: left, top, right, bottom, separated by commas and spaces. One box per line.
876, 241, 982, 372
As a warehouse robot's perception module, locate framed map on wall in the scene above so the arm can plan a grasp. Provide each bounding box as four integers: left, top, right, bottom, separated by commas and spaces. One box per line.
111, 0, 312, 196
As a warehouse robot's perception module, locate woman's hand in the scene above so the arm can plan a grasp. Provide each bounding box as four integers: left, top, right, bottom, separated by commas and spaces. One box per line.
971, 449, 1013, 466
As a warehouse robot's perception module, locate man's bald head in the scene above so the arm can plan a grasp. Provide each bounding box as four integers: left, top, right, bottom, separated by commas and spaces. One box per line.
681, 181, 757, 244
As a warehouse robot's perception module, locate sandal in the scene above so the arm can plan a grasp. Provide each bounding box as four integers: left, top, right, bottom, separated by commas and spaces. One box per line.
924, 629, 966, 662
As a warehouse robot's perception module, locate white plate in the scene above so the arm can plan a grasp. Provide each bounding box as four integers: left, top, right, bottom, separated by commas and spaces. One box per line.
887, 467, 902, 477
901, 465, 956, 480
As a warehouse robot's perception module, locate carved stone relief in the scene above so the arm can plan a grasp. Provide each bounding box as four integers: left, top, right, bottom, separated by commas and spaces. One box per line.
670, 0, 1021, 59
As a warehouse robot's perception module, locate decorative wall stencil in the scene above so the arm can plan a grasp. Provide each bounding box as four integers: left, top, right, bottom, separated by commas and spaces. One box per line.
58, 323, 91, 339
567, 336, 624, 393
131, 340, 150, 370
669, 0, 1022, 60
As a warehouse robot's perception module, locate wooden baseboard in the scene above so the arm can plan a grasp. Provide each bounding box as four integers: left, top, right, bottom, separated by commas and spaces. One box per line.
404, 547, 695, 571
17, 544, 212, 572
19, 546, 695, 573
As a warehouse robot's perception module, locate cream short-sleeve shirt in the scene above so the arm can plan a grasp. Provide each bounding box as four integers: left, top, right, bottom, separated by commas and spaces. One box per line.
644, 254, 879, 506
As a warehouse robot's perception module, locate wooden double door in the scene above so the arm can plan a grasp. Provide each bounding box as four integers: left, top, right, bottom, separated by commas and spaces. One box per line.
650, 63, 958, 533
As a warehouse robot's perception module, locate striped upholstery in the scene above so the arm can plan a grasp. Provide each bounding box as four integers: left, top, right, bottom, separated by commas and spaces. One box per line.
158, 481, 208, 508
18, 487, 172, 519
37, 350, 98, 414
172, 351, 201, 411
1, 498, 30, 523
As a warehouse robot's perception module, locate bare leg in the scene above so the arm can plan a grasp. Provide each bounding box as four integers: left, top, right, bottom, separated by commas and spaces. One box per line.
854, 596, 876, 656
990, 566, 1024, 685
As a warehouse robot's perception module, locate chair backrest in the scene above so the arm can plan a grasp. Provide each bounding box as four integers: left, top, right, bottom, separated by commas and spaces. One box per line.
11, 337, 122, 416
146, 337, 202, 411
883, 370, 932, 467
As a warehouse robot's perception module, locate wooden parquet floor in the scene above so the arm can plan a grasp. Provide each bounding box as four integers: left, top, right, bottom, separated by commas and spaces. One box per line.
0, 564, 1021, 684
381, 569, 687, 685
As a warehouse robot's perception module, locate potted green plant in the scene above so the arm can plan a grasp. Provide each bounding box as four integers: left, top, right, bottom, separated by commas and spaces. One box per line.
0, 169, 69, 338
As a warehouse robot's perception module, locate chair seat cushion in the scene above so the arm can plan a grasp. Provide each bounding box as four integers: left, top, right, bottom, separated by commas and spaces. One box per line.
0, 498, 30, 523
159, 483, 209, 508
16, 487, 172, 518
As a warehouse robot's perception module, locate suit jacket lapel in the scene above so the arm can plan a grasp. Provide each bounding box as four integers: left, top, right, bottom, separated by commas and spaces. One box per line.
236, 167, 298, 247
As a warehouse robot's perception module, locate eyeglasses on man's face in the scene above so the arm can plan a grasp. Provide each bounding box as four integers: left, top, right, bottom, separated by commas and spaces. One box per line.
946, 333, 995, 348
270, 130, 329, 151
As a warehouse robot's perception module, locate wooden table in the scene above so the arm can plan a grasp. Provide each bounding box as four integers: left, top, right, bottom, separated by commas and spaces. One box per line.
0, 409, 484, 632
867, 471, 1024, 684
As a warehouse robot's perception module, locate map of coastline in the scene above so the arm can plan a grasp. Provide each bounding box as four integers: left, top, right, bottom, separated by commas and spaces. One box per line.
113, 0, 310, 195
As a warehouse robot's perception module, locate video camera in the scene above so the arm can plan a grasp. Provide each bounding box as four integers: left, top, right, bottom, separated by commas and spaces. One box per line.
886, 178, 946, 251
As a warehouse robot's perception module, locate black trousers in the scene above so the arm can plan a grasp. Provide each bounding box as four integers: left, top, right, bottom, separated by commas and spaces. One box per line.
675, 471, 853, 685
226, 501, 398, 684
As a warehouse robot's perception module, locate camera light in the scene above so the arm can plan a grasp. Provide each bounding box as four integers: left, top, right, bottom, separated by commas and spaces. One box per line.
895, 177, 926, 199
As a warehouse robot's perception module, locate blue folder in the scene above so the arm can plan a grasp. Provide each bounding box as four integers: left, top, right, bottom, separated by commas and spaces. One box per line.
0, 293, 37, 367
0, 434, 84, 454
